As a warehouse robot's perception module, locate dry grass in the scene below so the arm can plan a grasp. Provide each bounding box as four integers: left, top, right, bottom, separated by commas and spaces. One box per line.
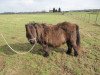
0, 13, 100, 75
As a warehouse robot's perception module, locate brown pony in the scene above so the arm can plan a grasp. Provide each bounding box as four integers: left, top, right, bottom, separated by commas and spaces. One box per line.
25, 21, 80, 57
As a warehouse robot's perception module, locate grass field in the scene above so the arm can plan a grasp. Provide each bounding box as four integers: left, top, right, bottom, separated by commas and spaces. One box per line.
65, 12, 100, 25
0, 13, 100, 75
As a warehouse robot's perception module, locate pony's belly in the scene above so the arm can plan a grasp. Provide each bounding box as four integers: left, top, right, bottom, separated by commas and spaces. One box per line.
49, 42, 66, 47
48, 39, 66, 47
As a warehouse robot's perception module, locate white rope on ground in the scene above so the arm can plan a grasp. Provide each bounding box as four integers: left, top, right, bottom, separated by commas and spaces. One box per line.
0, 33, 36, 54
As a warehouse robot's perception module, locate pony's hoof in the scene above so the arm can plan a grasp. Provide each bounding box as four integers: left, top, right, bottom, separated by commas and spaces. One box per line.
74, 53, 78, 57
66, 51, 71, 55
43, 53, 49, 57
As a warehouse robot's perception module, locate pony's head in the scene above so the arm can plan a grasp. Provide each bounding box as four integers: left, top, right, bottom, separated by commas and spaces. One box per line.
25, 22, 37, 45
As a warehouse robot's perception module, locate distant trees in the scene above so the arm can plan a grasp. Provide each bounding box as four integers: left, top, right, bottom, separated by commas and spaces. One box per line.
58, 8, 61, 12
53, 8, 56, 12
53, 8, 61, 12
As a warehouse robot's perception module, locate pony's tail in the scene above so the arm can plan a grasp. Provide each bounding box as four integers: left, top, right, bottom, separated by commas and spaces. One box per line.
76, 25, 80, 49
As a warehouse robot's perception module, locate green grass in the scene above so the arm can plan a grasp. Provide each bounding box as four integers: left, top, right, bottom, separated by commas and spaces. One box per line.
0, 13, 100, 75
65, 11, 100, 24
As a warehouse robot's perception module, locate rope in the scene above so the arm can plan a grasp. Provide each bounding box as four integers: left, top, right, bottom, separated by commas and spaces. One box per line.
0, 33, 36, 54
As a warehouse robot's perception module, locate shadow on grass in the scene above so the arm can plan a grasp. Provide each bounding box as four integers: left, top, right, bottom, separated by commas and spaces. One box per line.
0, 43, 42, 55
93, 24, 100, 27
0, 43, 67, 56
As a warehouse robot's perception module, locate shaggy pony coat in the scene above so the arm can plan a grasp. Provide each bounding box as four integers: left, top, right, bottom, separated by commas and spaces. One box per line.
25, 22, 80, 57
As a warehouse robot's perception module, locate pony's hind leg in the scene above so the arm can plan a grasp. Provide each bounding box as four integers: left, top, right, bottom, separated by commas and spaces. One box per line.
70, 32, 78, 56
72, 42, 78, 56
66, 41, 72, 55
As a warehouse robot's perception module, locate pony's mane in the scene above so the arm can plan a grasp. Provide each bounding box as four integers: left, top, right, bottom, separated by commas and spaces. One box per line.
28, 21, 47, 27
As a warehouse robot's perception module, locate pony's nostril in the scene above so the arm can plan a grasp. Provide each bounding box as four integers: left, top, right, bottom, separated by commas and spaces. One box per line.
29, 40, 35, 44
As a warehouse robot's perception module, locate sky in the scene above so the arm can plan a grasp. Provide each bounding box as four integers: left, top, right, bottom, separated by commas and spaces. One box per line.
0, 0, 100, 12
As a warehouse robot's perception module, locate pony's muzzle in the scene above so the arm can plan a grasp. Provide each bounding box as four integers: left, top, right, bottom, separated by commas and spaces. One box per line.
28, 38, 36, 45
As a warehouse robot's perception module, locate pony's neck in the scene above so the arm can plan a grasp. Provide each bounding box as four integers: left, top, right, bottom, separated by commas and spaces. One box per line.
35, 25, 44, 43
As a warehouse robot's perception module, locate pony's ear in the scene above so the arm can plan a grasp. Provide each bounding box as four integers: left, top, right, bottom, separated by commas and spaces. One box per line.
41, 23, 46, 28
42, 23, 46, 26
33, 23, 38, 29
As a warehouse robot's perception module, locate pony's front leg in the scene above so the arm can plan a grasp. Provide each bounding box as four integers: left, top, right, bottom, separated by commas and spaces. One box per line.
43, 45, 49, 57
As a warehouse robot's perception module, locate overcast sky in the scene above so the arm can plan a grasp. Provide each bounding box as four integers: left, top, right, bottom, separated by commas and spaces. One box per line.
0, 0, 100, 12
